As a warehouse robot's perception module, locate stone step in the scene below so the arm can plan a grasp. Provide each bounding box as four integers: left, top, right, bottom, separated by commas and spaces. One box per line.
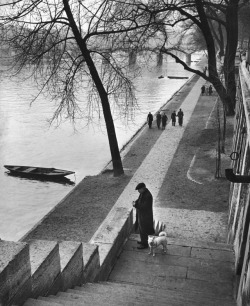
23, 234, 236, 306
70, 285, 234, 306
24, 298, 62, 305
109, 247, 234, 298
118, 247, 233, 276
109, 268, 233, 299
66, 288, 186, 305
47, 291, 141, 305
24, 280, 236, 306
78, 281, 235, 305
108, 235, 235, 302
48, 290, 215, 306
110, 249, 234, 284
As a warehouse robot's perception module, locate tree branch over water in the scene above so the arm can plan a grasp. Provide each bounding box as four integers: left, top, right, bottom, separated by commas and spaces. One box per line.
0, 0, 161, 176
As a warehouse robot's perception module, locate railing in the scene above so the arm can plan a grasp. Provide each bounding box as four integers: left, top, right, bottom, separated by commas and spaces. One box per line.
227, 61, 250, 306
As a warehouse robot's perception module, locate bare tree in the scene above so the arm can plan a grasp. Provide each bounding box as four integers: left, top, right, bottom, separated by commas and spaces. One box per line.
135, 0, 246, 116
0, 0, 158, 176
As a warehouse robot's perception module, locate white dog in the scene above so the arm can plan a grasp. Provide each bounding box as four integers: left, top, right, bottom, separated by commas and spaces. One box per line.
148, 231, 168, 256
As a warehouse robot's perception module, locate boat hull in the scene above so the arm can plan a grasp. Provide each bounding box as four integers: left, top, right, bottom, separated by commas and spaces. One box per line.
4, 165, 75, 179
168, 76, 189, 79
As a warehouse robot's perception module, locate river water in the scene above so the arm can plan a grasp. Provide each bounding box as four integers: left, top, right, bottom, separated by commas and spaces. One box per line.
0, 57, 199, 241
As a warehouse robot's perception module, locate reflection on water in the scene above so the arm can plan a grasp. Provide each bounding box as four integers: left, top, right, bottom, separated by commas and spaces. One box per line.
5, 172, 76, 186
0, 58, 198, 241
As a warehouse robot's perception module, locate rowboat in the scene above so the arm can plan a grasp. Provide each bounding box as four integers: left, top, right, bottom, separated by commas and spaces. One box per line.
168, 76, 189, 79
4, 165, 75, 179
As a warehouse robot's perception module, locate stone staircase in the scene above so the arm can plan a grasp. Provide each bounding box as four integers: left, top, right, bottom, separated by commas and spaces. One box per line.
23, 234, 236, 305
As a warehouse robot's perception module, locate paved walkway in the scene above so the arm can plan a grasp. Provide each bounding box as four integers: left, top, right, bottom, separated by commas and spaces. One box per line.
107, 234, 235, 306
23, 69, 232, 246
91, 75, 232, 243
104, 75, 235, 305
23, 73, 237, 306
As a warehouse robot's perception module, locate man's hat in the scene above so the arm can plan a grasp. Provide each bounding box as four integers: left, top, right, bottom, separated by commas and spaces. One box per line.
135, 182, 146, 190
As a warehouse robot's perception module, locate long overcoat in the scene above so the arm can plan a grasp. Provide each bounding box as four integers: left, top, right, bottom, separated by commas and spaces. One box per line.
134, 188, 154, 235
171, 112, 176, 122
162, 114, 168, 126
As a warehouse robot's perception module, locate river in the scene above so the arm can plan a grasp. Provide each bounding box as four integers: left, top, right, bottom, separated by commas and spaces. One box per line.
0, 56, 200, 241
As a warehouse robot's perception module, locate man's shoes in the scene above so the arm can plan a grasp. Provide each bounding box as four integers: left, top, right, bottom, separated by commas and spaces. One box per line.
137, 244, 148, 249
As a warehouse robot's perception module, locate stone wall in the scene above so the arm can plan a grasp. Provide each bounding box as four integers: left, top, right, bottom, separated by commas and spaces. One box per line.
0, 207, 133, 305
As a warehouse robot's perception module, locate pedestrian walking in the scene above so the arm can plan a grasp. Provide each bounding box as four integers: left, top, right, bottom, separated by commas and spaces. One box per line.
208, 85, 213, 96
133, 182, 154, 249
156, 112, 161, 129
161, 112, 168, 129
177, 108, 184, 126
147, 112, 153, 129
201, 85, 205, 95
171, 110, 176, 126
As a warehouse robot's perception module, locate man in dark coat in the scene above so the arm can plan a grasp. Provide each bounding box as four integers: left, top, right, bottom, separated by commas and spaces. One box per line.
133, 182, 155, 249
177, 108, 184, 126
156, 112, 161, 129
171, 110, 176, 126
208, 85, 213, 96
161, 112, 168, 129
147, 112, 153, 128
201, 85, 206, 95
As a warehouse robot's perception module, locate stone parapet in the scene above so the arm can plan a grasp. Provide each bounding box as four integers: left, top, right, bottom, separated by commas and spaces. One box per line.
58, 241, 83, 291
82, 243, 100, 283
29, 240, 61, 298
0, 203, 132, 305
0, 240, 31, 305
90, 207, 133, 280
0, 239, 107, 305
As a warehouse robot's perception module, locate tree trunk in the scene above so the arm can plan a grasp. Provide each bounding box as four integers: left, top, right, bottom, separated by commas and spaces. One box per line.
81, 47, 124, 176
209, 74, 235, 115
195, 0, 237, 116
63, 0, 124, 176
223, 0, 239, 115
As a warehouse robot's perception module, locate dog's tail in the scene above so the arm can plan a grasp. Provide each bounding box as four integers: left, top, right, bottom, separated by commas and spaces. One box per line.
159, 231, 167, 237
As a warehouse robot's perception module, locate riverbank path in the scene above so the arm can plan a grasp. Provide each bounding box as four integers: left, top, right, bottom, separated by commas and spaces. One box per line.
24, 75, 236, 305
88, 74, 236, 305
92, 74, 230, 243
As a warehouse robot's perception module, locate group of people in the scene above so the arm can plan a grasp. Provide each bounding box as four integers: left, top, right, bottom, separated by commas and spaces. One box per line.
201, 84, 213, 96
147, 109, 184, 129
170, 109, 184, 126
147, 111, 167, 129
156, 112, 168, 129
